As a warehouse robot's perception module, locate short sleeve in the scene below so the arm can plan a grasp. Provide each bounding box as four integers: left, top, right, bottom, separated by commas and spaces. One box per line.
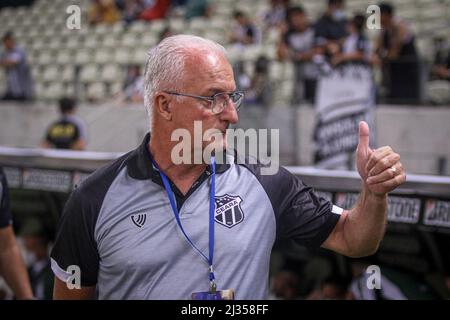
257, 166, 342, 248
50, 188, 100, 286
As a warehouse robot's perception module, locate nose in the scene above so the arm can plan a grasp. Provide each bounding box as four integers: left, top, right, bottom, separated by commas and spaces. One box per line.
219, 99, 239, 124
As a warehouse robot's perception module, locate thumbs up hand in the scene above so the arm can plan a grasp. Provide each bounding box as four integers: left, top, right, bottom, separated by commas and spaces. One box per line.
356, 121, 406, 196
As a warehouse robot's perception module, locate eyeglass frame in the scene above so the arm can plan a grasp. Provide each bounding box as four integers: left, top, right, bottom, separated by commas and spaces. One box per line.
163, 90, 245, 114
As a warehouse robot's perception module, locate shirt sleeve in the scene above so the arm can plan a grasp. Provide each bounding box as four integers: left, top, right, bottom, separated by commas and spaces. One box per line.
257, 166, 342, 248
0, 168, 13, 229
72, 116, 88, 141
50, 187, 100, 286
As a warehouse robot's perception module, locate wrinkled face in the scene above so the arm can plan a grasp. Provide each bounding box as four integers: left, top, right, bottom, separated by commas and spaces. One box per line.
164, 50, 239, 159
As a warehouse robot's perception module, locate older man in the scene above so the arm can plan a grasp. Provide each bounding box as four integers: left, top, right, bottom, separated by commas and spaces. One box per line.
51, 35, 406, 300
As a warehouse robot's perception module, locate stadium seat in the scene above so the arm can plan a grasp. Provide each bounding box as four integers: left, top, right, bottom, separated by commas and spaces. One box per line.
65, 36, 83, 51
110, 81, 123, 95
94, 49, 113, 65
80, 64, 99, 83
189, 17, 210, 34
129, 21, 149, 34
42, 66, 60, 83
141, 32, 158, 48
203, 30, 225, 45
102, 34, 118, 48
269, 61, 285, 82
61, 65, 76, 83
121, 33, 139, 48
114, 48, 131, 65
101, 64, 122, 83
93, 24, 110, 36
147, 19, 167, 35
131, 49, 149, 65
87, 82, 108, 100
85, 35, 102, 49
242, 45, 265, 61
56, 50, 74, 66
43, 82, 65, 101
111, 23, 126, 35
37, 51, 54, 66
168, 18, 186, 33
75, 49, 93, 65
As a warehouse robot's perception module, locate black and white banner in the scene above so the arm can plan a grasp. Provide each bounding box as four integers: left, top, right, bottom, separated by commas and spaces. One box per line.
314, 62, 375, 169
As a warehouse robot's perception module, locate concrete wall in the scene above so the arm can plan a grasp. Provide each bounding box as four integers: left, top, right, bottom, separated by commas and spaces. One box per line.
1, 102, 449, 175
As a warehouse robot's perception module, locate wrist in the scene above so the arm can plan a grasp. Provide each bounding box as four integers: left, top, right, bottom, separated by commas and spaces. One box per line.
363, 184, 387, 200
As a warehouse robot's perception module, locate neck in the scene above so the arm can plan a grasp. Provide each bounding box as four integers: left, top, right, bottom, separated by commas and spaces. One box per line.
149, 132, 207, 193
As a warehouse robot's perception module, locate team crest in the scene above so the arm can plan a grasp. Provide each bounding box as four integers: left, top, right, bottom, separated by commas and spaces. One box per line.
214, 194, 244, 228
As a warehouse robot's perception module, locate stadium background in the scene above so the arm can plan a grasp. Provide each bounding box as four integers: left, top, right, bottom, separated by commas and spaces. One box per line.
0, 0, 449, 299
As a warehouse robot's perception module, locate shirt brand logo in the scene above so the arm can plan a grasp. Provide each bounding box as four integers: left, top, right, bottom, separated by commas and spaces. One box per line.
131, 213, 147, 228
214, 194, 244, 228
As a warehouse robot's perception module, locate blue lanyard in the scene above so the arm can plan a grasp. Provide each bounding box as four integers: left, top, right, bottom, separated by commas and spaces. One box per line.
152, 157, 217, 291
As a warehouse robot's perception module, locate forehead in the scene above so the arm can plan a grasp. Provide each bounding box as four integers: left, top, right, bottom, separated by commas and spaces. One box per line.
182, 50, 235, 93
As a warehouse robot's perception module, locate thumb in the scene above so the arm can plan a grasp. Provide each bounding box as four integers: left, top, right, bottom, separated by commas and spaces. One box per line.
357, 121, 370, 154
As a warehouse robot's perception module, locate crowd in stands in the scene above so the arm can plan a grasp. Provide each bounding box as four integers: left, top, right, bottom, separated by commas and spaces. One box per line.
88, 0, 212, 25
0, 0, 449, 105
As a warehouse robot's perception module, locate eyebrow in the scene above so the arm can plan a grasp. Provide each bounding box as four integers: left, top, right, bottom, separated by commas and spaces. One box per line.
204, 87, 237, 95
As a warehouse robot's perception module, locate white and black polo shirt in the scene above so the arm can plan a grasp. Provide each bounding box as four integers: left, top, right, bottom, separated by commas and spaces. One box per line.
50, 133, 343, 299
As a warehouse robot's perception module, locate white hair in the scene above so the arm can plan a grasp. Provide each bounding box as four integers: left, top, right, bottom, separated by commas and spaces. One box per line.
143, 34, 227, 128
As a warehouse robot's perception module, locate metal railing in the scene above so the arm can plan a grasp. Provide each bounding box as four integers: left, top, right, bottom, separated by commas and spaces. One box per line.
1, 146, 449, 230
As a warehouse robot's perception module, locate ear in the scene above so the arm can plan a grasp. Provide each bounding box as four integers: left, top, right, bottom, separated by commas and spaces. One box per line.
154, 92, 172, 121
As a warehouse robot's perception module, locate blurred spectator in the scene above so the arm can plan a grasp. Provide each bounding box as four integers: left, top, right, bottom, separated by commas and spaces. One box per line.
431, 37, 450, 81
260, 0, 290, 31
331, 14, 377, 66
138, 0, 170, 21
234, 57, 273, 107
247, 56, 273, 106
278, 6, 318, 104
376, 2, 417, 61
20, 219, 53, 300
0, 31, 34, 101
269, 270, 301, 299
116, 64, 144, 104
229, 11, 260, 46
307, 275, 352, 300
428, 37, 450, 104
349, 262, 406, 300
185, 0, 213, 20
41, 98, 88, 150
234, 61, 251, 91
120, 0, 146, 26
376, 2, 419, 103
171, 0, 188, 6
88, 0, 122, 25
314, 0, 348, 49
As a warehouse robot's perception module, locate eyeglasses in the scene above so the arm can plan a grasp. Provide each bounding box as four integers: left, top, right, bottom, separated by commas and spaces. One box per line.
163, 90, 245, 114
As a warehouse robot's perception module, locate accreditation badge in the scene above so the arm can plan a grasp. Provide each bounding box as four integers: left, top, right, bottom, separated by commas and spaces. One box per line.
191, 289, 235, 300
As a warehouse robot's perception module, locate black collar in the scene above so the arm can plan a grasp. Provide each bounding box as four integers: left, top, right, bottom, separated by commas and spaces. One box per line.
127, 133, 230, 181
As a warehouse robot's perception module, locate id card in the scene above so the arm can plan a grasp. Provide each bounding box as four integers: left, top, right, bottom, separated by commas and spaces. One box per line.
191, 289, 235, 300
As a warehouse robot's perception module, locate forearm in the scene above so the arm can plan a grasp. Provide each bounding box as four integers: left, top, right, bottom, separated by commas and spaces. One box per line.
0, 237, 33, 299
344, 185, 388, 256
